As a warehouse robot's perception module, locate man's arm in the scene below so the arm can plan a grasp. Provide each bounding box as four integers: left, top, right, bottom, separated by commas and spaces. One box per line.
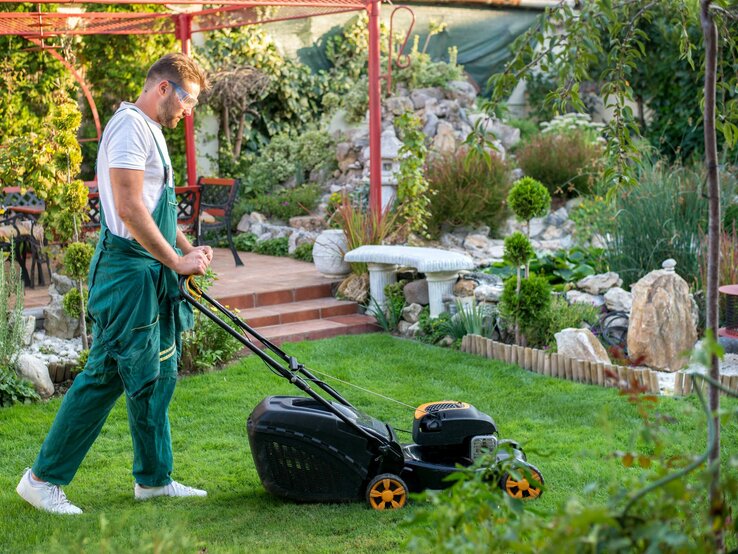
110, 168, 209, 275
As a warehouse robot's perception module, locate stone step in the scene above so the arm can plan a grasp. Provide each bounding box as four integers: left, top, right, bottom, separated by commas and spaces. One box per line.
237, 297, 360, 328
216, 282, 337, 310
251, 314, 379, 346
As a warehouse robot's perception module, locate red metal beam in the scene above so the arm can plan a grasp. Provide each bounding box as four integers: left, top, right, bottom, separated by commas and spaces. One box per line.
367, 0, 382, 216
176, 13, 198, 188
0, 0, 368, 6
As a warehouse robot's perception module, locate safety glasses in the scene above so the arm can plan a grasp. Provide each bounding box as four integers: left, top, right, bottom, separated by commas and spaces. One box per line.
167, 80, 198, 110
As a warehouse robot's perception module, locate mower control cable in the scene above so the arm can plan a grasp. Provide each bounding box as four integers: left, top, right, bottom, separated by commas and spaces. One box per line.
302, 364, 442, 432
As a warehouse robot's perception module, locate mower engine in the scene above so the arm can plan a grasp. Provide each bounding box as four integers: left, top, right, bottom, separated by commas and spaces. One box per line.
411, 401, 498, 464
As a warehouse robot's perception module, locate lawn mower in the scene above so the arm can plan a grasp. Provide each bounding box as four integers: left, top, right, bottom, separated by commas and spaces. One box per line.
179, 276, 543, 510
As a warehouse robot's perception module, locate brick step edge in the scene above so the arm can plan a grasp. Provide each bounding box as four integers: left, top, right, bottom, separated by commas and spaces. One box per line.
216, 282, 338, 309
237, 298, 359, 328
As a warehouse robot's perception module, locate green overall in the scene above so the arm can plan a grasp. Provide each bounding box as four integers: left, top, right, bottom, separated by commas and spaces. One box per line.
33, 110, 193, 487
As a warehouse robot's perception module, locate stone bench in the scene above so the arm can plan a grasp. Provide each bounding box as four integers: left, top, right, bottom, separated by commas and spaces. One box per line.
343, 245, 475, 317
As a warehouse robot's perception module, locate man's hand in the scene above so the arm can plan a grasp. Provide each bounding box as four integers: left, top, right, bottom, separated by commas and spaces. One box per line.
190, 245, 213, 264
175, 249, 210, 276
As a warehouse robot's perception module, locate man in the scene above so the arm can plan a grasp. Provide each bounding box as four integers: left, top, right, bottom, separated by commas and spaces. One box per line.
16, 53, 213, 515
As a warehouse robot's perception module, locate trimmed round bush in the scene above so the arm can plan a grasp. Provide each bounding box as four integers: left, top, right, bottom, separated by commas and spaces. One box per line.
507, 177, 551, 223
63, 242, 94, 281
503, 231, 535, 267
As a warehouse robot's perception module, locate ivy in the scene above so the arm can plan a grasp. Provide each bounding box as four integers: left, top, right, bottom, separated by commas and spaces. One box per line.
394, 112, 432, 237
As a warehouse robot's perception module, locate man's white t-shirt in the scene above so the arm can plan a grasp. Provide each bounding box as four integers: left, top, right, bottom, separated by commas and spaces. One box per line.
96, 102, 173, 239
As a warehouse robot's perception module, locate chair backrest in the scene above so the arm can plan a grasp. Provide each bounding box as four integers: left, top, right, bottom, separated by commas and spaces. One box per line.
197, 177, 240, 216
174, 185, 202, 231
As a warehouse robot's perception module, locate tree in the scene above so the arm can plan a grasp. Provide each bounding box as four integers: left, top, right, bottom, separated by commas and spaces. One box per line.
484, 1, 738, 549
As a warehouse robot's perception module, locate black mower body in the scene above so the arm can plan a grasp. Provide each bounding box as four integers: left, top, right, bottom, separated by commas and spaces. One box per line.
248, 396, 523, 502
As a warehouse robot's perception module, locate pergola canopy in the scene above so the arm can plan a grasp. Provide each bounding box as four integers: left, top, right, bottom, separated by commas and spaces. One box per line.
0, 1, 369, 38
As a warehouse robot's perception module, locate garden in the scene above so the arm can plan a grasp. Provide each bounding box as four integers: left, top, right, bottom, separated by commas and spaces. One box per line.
1, 0, 738, 552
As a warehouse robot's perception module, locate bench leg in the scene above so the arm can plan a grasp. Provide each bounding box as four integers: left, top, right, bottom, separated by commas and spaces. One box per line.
226, 223, 244, 267
366, 263, 397, 316
426, 271, 460, 318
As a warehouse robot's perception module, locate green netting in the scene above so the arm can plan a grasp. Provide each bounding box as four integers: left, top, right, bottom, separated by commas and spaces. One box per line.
257, 6, 539, 94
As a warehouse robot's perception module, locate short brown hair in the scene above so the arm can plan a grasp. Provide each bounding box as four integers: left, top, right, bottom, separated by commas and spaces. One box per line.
146, 53, 209, 91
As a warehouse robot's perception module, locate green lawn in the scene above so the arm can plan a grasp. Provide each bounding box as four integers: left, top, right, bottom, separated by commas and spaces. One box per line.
1, 334, 736, 553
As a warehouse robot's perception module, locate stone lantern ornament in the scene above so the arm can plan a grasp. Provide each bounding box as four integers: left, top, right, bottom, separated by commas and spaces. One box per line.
378, 128, 403, 210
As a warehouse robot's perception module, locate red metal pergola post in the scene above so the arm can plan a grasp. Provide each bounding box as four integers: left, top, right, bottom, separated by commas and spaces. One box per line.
367, 0, 382, 216
176, 12, 198, 187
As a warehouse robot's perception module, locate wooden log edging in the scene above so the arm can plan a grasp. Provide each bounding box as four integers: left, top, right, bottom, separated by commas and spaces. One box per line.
458, 335, 713, 396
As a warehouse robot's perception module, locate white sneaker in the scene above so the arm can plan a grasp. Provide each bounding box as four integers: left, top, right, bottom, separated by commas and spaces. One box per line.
134, 480, 207, 500
16, 468, 83, 515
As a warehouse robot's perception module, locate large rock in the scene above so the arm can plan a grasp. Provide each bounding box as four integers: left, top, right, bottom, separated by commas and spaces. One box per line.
237, 211, 267, 234
446, 81, 477, 108
555, 328, 610, 364
404, 279, 429, 306
288, 230, 317, 255
627, 263, 697, 371
576, 272, 622, 295
402, 303, 423, 324
385, 95, 414, 115
289, 216, 325, 232
51, 273, 75, 296
431, 121, 457, 153
453, 279, 476, 297
44, 298, 81, 340
337, 273, 369, 304
474, 283, 503, 303
565, 290, 605, 308
16, 353, 54, 398
604, 287, 633, 313
410, 87, 444, 110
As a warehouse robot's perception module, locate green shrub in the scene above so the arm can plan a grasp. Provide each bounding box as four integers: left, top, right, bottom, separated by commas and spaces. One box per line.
569, 192, 616, 244
507, 177, 551, 227
291, 241, 314, 263
62, 287, 89, 319
393, 41, 463, 89
180, 272, 243, 373
499, 274, 552, 339
426, 150, 510, 237
0, 369, 39, 407
417, 307, 453, 345
602, 161, 736, 288
527, 296, 600, 349
242, 184, 321, 221
233, 232, 258, 252
63, 242, 94, 281
372, 280, 407, 332
254, 237, 289, 257
440, 300, 496, 341
517, 130, 604, 197
503, 232, 535, 268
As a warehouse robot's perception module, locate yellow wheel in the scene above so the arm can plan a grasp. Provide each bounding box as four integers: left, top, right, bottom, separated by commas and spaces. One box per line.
366, 473, 408, 511
502, 464, 543, 500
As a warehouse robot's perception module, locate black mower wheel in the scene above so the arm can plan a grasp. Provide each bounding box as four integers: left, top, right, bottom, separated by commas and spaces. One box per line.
500, 463, 544, 500
366, 473, 408, 511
